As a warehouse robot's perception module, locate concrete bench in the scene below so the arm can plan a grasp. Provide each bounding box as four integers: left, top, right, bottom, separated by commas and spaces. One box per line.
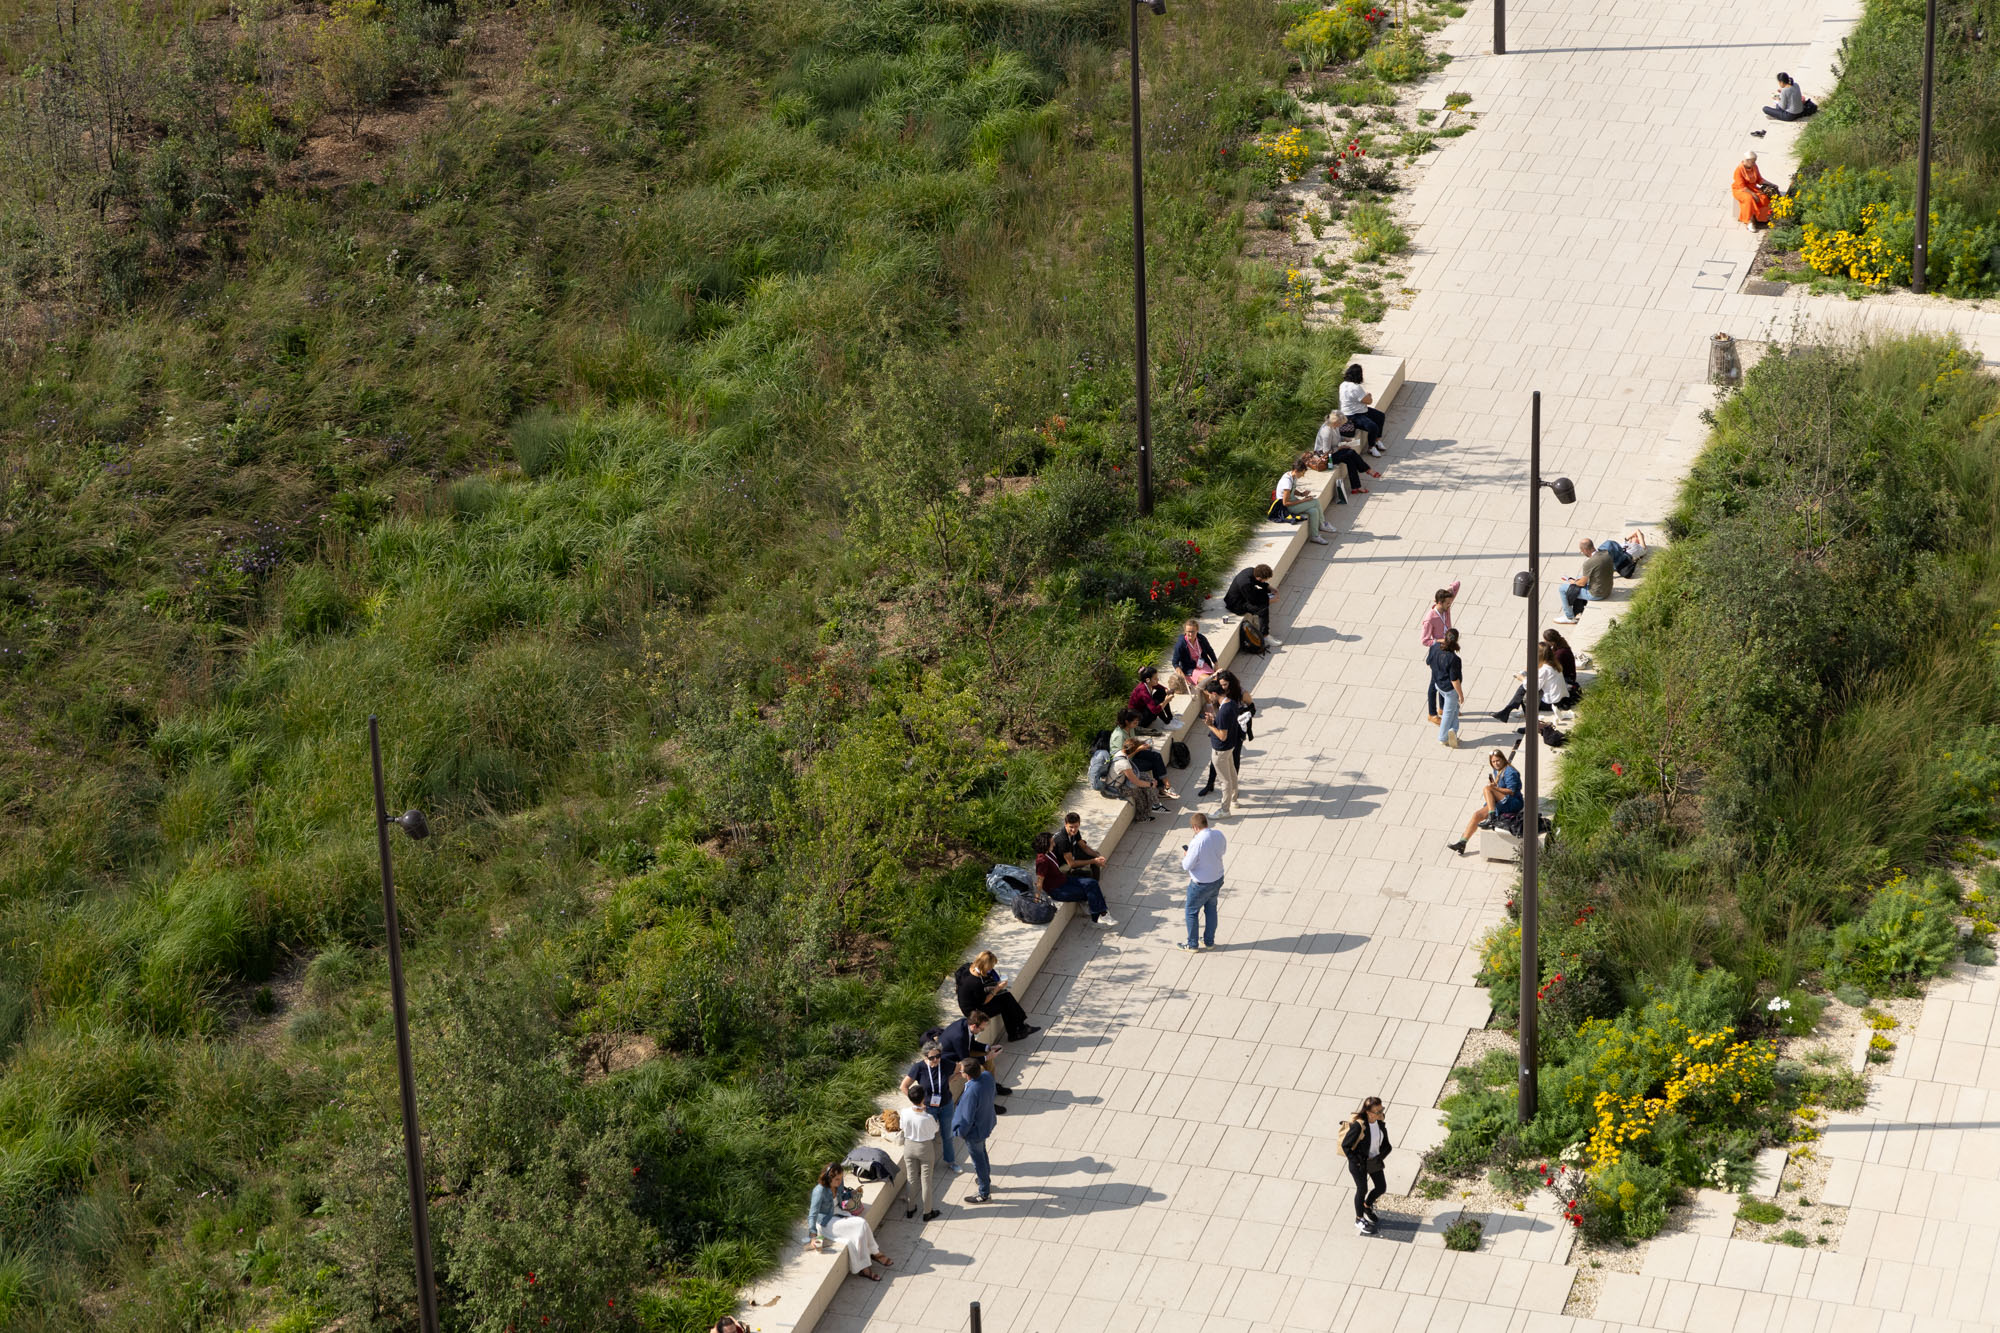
744, 386, 1384, 1333
1350, 353, 1405, 412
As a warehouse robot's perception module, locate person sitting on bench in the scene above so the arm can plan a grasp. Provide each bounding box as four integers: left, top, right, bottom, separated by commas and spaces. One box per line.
1127, 665, 1172, 732
1447, 750, 1523, 855
1171, 619, 1219, 689
1763, 73, 1817, 121
1494, 642, 1566, 724
1225, 564, 1275, 641
1110, 708, 1179, 800
1338, 363, 1387, 457
1271, 457, 1334, 545
1556, 538, 1616, 622
1312, 411, 1382, 495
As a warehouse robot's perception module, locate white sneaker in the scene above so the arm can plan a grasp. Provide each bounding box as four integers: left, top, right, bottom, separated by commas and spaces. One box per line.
1263, 635, 1281, 646
1554, 616, 1577, 625
1090, 917, 1116, 929
1318, 523, 1338, 533
1309, 536, 1330, 545
1446, 729, 1460, 748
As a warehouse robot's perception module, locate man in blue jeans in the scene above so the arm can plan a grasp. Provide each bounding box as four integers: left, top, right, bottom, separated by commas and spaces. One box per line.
1178, 812, 1227, 952
1556, 539, 1616, 623
951, 1056, 998, 1202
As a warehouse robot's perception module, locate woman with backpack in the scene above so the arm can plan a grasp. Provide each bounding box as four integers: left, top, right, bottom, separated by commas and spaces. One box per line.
1340, 1096, 1393, 1236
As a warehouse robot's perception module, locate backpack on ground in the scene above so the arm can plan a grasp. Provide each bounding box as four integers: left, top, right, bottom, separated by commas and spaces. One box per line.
1087, 748, 1112, 794
1168, 740, 1191, 769
1089, 729, 1111, 754
1239, 622, 1267, 655
845, 1145, 899, 1182
1013, 891, 1057, 926
1538, 720, 1567, 748
985, 863, 1033, 907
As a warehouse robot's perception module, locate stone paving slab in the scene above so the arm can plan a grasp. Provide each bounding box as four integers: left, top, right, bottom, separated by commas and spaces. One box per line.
809, 2, 2000, 1332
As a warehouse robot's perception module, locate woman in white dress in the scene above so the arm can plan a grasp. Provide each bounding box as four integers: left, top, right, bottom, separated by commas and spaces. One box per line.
808, 1163, 891, 1281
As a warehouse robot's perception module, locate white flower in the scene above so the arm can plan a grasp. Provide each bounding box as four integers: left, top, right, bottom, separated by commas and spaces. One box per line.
1767, 996, 1791, 1012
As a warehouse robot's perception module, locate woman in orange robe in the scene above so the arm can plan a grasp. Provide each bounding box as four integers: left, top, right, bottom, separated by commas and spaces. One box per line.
1733, 153, 1774, 230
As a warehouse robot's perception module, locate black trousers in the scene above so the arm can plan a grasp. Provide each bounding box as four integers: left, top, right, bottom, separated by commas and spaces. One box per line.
1349, 1157, 1386, 1219
976, 988, 1032, 1040
1327, 446, 1370, 490
1495, 685, 1557, 722
1345, 407, 1387, 449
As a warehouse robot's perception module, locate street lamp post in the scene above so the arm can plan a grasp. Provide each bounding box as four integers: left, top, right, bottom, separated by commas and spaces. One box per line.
1129, 0, 1165, 517
368, 715, 440, 1333
1912, 0, 1939, 293
1494, 0, 1505, 54
1509, 391, 1574, 1122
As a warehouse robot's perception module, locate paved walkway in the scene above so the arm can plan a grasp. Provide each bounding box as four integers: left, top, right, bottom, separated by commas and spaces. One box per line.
819, 3, 2000, 1333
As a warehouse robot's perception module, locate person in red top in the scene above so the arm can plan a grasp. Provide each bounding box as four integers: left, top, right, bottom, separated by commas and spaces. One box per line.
1031, 831, 1111, 924
1127, 666, 1171, 732
1418, 580, 1461, 724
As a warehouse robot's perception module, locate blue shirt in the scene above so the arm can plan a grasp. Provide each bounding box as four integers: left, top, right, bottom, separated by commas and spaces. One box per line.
1495, 765, 1523, 814
808, 1183, 838, 1238
952, 1071, 997, 1143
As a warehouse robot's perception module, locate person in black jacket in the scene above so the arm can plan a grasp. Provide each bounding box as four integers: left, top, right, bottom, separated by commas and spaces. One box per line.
954, 950, 1039, 1040
1339, 1096, 1392, 1235
1170, 620, 1218, 686
939, 1011, 1012, 1104
1224, 564, 1275, 642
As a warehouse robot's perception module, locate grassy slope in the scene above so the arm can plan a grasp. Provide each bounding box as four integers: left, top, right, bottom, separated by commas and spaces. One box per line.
0, 0, 1365, 1326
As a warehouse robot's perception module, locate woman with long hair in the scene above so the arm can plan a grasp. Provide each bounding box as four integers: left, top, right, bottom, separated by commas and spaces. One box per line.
1541, 627, 1580, 705
807, 1162, 891, 1280
1339, 1096, 1393, 1236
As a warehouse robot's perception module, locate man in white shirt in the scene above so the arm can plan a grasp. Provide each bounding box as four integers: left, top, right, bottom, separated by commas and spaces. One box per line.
1178, 813, 1227, 953
900, 1088, 942, 1221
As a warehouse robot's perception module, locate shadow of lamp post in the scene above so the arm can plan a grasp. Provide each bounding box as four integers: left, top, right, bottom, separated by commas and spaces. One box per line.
368, 715, 440, 1333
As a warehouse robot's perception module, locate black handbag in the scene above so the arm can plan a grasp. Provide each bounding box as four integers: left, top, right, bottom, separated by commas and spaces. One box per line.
1013, 891, 1057, 926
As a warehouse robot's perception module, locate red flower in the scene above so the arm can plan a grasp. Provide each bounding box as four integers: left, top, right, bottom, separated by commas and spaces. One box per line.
528, 1273, 537, 1285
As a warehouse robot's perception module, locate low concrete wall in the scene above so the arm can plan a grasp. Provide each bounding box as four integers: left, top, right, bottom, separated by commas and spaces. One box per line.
743, 361, 1406, 1333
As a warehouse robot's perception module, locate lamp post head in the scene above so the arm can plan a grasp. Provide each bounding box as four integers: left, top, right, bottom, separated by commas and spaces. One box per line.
1550, 476, 1577, 505
389, 810, 430, 841
1512, 570, 1534, 598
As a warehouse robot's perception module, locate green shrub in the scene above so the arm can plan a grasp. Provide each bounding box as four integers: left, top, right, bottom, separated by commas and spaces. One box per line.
1284, 6, 1373, 71
1583, 1159, 1677, 1242
1347, 202, 1408, 261
1765, 989, 1824, 1036
1442, 1214, 1483, 1251
1826, 873, 1961, 993
1774, 1228, 1809, 1247
1833, 981, 1869, 1007
1363, 31, 1431, 81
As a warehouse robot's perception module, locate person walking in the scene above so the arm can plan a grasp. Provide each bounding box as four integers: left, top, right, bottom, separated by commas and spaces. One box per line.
899, 1087, 942, 1221
951, 1056, 998, 1203
1178, 812, 1226, 953
1429, 628, 1464, 748
1419, 581, 1461, 723
899, 1041, 958, 1173
1206, 679, 1246, 816
1340, 1097, 1393, 1235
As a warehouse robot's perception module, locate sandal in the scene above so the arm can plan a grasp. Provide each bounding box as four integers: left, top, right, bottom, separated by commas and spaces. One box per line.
874, 1254, 893, 1268
860, 1269, 882, 1282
